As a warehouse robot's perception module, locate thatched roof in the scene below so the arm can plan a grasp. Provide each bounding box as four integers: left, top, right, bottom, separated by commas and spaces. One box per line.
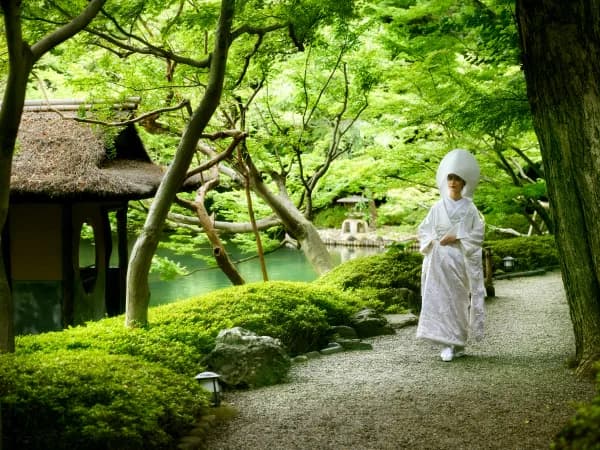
10, 101, 193, 201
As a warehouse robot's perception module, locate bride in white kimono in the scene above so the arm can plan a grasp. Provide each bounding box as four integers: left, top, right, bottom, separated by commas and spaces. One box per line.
416, 149, 486, 362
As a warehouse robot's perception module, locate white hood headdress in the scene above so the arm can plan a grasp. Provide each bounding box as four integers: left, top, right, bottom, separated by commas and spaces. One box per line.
436, 149, 480, 199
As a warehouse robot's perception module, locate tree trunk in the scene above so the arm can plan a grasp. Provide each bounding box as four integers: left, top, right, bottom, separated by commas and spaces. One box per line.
125, 0, 235, 327
516, 0, 600, 376
0, 0, 33, 354
244, 158, 334, 275
193, 200, 245, 285
0, 0, 106, 351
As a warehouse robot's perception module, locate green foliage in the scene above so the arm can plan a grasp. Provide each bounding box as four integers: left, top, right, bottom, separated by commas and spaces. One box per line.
316, 247, 423, 313
313, 205, 350, 228
376, 186, 434, 228
0, 351, 207, 450
150, 255, 188, 280
13, 0, 546, 267
484, 235, 560, 274
16, 315, 212, 376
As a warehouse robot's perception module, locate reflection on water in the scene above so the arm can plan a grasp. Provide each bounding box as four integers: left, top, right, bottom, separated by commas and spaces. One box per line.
149, 246, 317, 305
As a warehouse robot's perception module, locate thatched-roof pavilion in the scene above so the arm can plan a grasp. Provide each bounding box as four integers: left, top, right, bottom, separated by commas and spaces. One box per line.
4, 99, 191, 334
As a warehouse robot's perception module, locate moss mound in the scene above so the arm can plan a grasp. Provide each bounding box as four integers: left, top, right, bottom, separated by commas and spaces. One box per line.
315, 247, 423, 313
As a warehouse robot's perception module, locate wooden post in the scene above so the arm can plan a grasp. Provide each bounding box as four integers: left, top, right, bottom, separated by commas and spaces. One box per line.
483, 247, 495, 297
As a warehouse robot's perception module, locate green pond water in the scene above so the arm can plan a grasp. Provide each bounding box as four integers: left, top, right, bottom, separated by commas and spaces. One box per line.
148, 244, 384, 305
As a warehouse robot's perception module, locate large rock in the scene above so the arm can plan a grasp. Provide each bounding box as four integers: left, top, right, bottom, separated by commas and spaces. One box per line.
203, 327, 290, 388
350, 308, 395, 338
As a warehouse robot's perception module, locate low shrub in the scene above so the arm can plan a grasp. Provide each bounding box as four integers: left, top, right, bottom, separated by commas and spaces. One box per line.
313, 205, 349, 228
16, 315, 213, 376
315, 247, 423, 313
0, 351, 207, 450
16, 282, 361, 369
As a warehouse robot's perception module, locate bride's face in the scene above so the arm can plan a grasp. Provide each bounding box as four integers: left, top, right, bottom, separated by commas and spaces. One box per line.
447, 173, 465, 199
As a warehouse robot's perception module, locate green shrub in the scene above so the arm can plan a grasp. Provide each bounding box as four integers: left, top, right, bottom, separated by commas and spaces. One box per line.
17, 281, 361, 368
484, 234, 559, 274
0, 351, 207, 450
315, 247, 423, 313
313, 205, 349, 228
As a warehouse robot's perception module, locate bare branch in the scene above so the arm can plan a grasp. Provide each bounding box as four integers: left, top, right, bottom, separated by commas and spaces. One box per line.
234, 34, 264, 88
67, 99, 192, 127
186, 131, 246, 179
510, 156, 534, 183
230, 22, 287, 40
167, 212, 281, 232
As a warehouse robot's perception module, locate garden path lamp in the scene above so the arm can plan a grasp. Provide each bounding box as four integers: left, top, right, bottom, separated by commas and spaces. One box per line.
502, 256, 516, 272
195, 371, 221, 407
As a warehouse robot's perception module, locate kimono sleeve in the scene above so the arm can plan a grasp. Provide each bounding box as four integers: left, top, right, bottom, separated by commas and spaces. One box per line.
417, 205, 437, 255
456, 205, 484, 257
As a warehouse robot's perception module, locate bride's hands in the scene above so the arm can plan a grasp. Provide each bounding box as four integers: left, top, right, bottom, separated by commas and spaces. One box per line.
440, 235, 458, 245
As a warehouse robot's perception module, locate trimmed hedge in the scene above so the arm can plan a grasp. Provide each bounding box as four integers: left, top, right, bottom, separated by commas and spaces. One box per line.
484, 234, 559, 274
15, 282, 361, 372
149, 281, 362, 356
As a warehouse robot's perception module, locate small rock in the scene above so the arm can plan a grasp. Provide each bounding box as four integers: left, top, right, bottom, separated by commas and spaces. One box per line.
336, 338, 373, 351
384, 313, 419, 329
350, 308, 395, 338
329, 325, 358, 339
292, 355, 309, 363
320, 342, 344, 355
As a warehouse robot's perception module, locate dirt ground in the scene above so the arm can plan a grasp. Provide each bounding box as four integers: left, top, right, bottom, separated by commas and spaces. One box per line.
202, 271, 596, 450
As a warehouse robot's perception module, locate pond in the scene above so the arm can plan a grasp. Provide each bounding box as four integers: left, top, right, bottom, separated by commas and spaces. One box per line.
148, 244, 385, 305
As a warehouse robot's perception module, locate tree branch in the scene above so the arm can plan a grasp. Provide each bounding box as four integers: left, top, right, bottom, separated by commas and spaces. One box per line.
84, 27, 211, 68
230, 22, 287, 40
31, 0, 107, 59
65, 99, 191, 126
186, 131, 245, 179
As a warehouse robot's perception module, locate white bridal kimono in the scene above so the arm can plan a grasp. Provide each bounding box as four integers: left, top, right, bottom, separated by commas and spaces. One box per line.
416, 196, 486, 347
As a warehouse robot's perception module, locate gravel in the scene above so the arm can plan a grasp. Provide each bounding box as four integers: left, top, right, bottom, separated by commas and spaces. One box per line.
202, 271, 596, 450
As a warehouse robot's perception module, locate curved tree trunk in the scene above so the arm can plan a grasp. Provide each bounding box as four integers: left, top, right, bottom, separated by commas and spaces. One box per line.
244, 158, 333, 275
516, 0, 600, 376
126, 0, 235, 327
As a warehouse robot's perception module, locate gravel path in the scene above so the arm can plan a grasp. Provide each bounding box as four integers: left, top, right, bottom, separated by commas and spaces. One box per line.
203, 271, 596, 449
